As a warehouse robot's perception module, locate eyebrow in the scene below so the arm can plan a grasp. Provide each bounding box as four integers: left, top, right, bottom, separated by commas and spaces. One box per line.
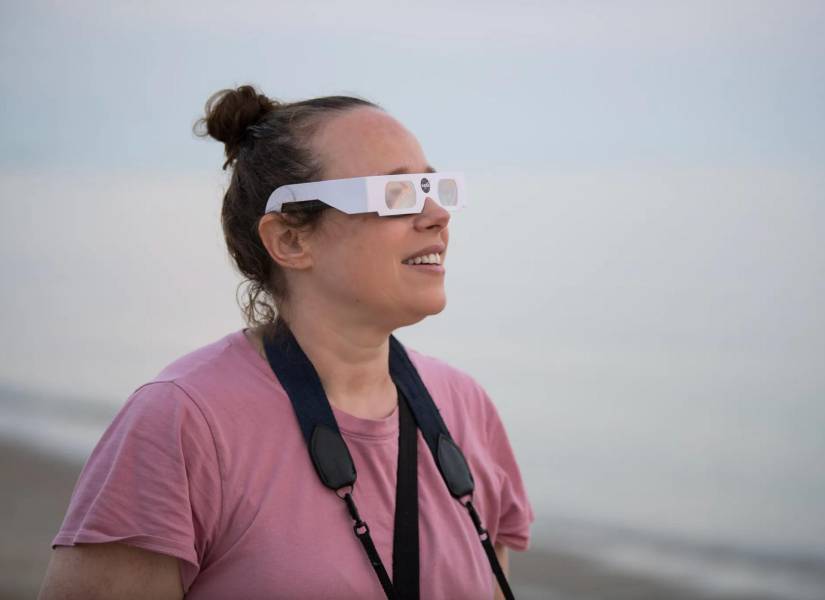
384, 165, 437, 175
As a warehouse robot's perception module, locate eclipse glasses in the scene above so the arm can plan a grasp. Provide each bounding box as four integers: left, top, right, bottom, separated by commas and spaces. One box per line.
265, 172, 465, 216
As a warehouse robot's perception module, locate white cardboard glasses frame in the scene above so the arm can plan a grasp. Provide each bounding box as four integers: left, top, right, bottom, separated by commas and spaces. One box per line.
264, 172, 466, 216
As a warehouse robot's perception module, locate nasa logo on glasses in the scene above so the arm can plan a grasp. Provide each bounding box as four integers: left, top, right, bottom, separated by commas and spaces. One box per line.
420, 178, 431, 193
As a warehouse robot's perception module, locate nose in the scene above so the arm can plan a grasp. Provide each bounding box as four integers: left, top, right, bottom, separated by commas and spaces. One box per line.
414, 196, 450, 231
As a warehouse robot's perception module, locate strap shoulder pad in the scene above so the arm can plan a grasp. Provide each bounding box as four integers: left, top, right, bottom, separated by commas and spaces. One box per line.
310, 424, 357, 490
436, 433, 475, 498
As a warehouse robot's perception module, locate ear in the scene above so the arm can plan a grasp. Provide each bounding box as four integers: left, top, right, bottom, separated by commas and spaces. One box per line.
258, 213, 315, 270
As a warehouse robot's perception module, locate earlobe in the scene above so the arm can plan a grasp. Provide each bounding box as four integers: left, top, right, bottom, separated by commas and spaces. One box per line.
258, 214, 314, 270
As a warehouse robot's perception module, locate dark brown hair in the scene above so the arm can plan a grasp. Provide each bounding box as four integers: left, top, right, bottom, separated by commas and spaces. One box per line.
194, 85, 379, 329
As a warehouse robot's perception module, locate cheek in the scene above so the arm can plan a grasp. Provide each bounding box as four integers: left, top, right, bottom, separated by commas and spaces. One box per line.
320, 228, 402, 294
356, 236, 408, 301
357, 236, 402, 283
317, 215, 422, 298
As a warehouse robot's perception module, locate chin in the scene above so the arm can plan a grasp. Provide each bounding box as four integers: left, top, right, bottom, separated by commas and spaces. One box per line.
420, 290, 447, 316
395, 296, 447, 328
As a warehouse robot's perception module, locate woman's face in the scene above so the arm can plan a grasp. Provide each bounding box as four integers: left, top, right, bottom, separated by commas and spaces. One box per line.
303, 106, 452, 330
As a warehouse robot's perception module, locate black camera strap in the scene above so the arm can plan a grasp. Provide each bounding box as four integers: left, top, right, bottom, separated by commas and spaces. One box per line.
262, 326, 514, 600
394, 389, 420, 599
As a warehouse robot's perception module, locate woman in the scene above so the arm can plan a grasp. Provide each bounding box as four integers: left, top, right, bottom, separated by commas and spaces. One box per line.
39, 86, 533, 599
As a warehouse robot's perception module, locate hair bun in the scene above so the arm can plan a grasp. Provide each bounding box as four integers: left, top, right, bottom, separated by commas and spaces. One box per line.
198, 85, 278, 168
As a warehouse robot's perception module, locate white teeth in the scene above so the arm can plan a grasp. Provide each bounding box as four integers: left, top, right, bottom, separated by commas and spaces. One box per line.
403, 252, 442, 265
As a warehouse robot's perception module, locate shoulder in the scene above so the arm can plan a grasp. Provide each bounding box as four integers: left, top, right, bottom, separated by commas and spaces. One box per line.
403, 346, 535, 550
403, 345, 501, 443
131, 329, 271, 414
149, 330, 245, 391
117, 330, 300, 477
110, 329, 278, 460
405, 346, 487, 399
112, 331, 234, 424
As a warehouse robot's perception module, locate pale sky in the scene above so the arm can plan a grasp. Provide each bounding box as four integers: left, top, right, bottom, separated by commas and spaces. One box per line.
2, 0, 823, 171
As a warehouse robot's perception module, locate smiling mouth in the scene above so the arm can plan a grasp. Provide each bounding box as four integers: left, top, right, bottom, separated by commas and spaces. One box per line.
401, 252, 442, 266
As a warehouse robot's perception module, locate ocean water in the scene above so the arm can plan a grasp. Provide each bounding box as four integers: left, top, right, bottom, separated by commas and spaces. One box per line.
533, 516, 825, 600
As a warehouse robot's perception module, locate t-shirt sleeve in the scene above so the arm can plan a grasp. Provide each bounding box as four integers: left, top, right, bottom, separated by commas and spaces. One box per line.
52, 380, 222, 591
480, 387, 535, 552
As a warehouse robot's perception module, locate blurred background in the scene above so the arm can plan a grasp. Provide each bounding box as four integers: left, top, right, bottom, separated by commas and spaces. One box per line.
1, 1, 824, 598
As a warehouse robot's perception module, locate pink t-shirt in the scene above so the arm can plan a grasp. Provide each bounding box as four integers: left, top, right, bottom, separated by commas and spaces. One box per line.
53, 329, 534, 599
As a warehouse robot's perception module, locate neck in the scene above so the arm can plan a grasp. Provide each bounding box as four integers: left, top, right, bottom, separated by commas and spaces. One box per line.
248, 308, 397, 420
